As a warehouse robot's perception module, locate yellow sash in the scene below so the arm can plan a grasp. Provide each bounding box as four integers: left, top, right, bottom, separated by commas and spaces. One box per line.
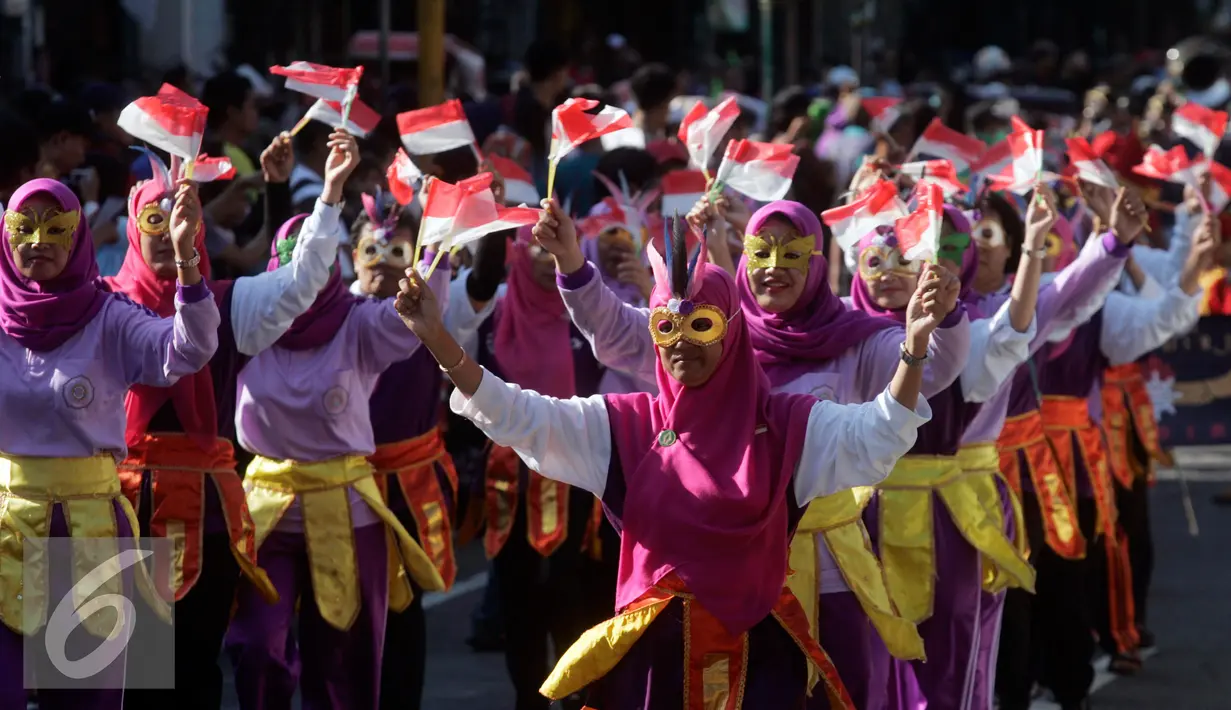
0, 453, 170, 636
244, 455, 445, 631
958, 445, 1032, 594
786, 487, 924, 694
878, 449, 1036, 624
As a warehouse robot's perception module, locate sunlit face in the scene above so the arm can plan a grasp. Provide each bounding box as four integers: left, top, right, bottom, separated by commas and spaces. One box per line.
354, 225, 415, 299
972, 214, 1010, 293
658, 339, 724, 387
649, 298, 730, 386
5, 193, 75, 281
745, 217, 811, 313
858, 238, 920, 310
137, 197, 176, 279
526, 243, 557, 290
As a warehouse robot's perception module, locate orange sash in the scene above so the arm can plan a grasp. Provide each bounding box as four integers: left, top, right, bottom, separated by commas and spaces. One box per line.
1040, 396, 1139, 654
370, 427, 458, 590
1101, 364, 1165, 488
997, 410, 1085, 560
118, 433, 272, 602
484, 444, 570, 559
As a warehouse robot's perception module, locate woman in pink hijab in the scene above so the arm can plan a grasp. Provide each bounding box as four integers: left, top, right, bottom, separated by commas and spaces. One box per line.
387, 202, 952, 709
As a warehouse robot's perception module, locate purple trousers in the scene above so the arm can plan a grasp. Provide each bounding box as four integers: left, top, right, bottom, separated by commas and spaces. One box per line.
890, 502, 984, 710
226, 523, 389, 710
967, 478, 1016, 710
810, 591, 892, 710
0, 503, 131, 710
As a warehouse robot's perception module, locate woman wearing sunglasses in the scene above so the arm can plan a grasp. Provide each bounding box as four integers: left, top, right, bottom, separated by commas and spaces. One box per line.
389, 202, 952, 708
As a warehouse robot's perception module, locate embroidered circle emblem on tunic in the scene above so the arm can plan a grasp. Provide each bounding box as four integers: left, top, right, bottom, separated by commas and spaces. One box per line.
658, 429, 677, 447
323, 386, 349, 415
63, 376, 94, 409
810, 384, 836, 402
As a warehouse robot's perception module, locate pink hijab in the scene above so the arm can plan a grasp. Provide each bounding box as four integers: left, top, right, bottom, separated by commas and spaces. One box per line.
605, 229, 816, 635
493, 229, 575, 398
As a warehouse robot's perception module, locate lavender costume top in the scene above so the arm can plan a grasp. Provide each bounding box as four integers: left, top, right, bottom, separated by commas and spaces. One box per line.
235, 256, 451, 530
557, 261, 970, 593
960, 232, 1131, 446
0, 284, 218, 459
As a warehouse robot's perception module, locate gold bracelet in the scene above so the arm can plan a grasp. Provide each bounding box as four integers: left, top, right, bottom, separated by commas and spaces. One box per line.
438, 349, 467, 375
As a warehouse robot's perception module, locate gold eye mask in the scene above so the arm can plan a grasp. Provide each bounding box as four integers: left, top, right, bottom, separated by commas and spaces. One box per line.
648, 302, 729, 348
4, 207, 80, 249
1045, 232, 1064, 258
137, 202, 170, 237
743, 233, 818, 276
858, 244, 922, 281
357, 235, 414, 269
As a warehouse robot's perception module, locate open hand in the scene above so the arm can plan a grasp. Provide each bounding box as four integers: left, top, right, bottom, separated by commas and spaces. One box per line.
532, 198, 583, 273
1183, 173, 1213, 214
1024, 185, 1060, 252
686, 196, 721, 234
168, 179, 202, 257
1181, 211, 1222, 295
905, 264, 960, 346
394, 267, 444, 340
260, 132, 295, 184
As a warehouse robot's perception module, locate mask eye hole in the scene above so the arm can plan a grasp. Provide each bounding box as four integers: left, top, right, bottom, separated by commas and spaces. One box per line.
691, 317, 713, 333
866, 255, 882, 269
363, 244, 380, 257
390, 245, 406, 259
656, 319, 675, 334
785, 252, 801, 259
754, 250, 771, 259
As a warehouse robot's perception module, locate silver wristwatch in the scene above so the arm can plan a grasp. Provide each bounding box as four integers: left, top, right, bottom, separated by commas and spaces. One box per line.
900, 342, 929, 367
175, 249, 202, 269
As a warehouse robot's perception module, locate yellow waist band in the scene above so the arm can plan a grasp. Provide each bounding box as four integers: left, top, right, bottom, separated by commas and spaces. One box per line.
788, 488, 923, 676
0, 453, 168, 636
244, 455, 445, 631
878, 452, 1036, 624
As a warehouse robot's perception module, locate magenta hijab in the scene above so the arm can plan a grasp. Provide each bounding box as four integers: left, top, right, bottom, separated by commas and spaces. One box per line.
739, 200, 898, 387
267, 214, 360, 350
605, 264, 817, 635
493, 228, 575, 398
849, 205, 980, 323
0, 179, 109, 351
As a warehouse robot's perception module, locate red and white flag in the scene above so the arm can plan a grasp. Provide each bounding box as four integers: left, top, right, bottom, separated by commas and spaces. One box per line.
969, 138, 1013, 177
909, 118, 987, 171
419, 173, 541, 250
660, 169, 708, 216
579, 198, 638, 239
549, 98, 633, 162
987, 116, 1058, 194
303, 98, 381, 138
1065, 132, 1119, 188
895, 181, 945, 262
1172, 102, 1228, 158
191, 155, 235, 183
386, 149, 422, 206
489, 154, 539, 205
1132, 144, 1207, 187
677, 96, 741, 171
270, 62, 363, 102
396, 99, 477, 155
864, 97, 903, 135
1208, 161, 1231, 213
898, 159, 967, 196
118, 83, 207, 161
822, 179, 909, 250
714, 140, 799, 202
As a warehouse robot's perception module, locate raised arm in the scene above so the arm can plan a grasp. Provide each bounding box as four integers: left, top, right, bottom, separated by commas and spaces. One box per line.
558, 262, 658, 385
960, 299, 1036, 403
855, 306, 970, 402
792, 387, 932, 504
231, 131, 360, 356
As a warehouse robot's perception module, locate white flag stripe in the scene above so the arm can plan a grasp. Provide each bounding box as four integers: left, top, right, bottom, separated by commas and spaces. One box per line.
305, 101, 375, 137
283, 77, 350, 103
504, 179, 540, 206
719, 161, 793, 202
661, 193, 704, 217
400, 121, 475, 155
117, 105, 200, 160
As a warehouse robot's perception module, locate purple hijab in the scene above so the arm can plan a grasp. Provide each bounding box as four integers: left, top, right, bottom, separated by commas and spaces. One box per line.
0, 179, 109, 351
267, 214, 359, 350
738, 200, 897, 387
849, 205, 981, 323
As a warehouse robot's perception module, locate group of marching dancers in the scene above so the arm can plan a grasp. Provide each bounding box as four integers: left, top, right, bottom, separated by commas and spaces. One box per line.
0, 97, 1212, 710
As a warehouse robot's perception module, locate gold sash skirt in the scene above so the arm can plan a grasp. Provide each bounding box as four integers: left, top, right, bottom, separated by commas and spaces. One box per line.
0, 453, 170, 636
877, 446, 1035, 624
243, 455, 445, 631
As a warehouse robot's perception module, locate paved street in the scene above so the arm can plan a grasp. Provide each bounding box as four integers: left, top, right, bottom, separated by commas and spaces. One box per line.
218, 475, 1231, 709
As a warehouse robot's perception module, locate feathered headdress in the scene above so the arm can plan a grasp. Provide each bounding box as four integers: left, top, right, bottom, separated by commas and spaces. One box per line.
128, 145, 234, 219
360, 187, 404, 242
591, 169, 661, 252
647, 213, 709, 305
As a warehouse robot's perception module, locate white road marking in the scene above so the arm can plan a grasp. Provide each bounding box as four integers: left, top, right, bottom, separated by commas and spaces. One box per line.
1154, 468, 1231, 482
1029, 648, 1158, 709
423, 571, 489, 610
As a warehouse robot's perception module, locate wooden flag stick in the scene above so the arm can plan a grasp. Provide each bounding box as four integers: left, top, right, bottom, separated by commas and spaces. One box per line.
422, 243, 449, 281
290, 114, 312, 137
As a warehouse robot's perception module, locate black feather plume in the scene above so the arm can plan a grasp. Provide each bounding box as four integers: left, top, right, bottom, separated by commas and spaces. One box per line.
669, 214, 689, 297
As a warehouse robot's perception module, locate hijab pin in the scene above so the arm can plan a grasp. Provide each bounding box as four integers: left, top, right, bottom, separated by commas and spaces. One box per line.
658, 429, 678, 447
